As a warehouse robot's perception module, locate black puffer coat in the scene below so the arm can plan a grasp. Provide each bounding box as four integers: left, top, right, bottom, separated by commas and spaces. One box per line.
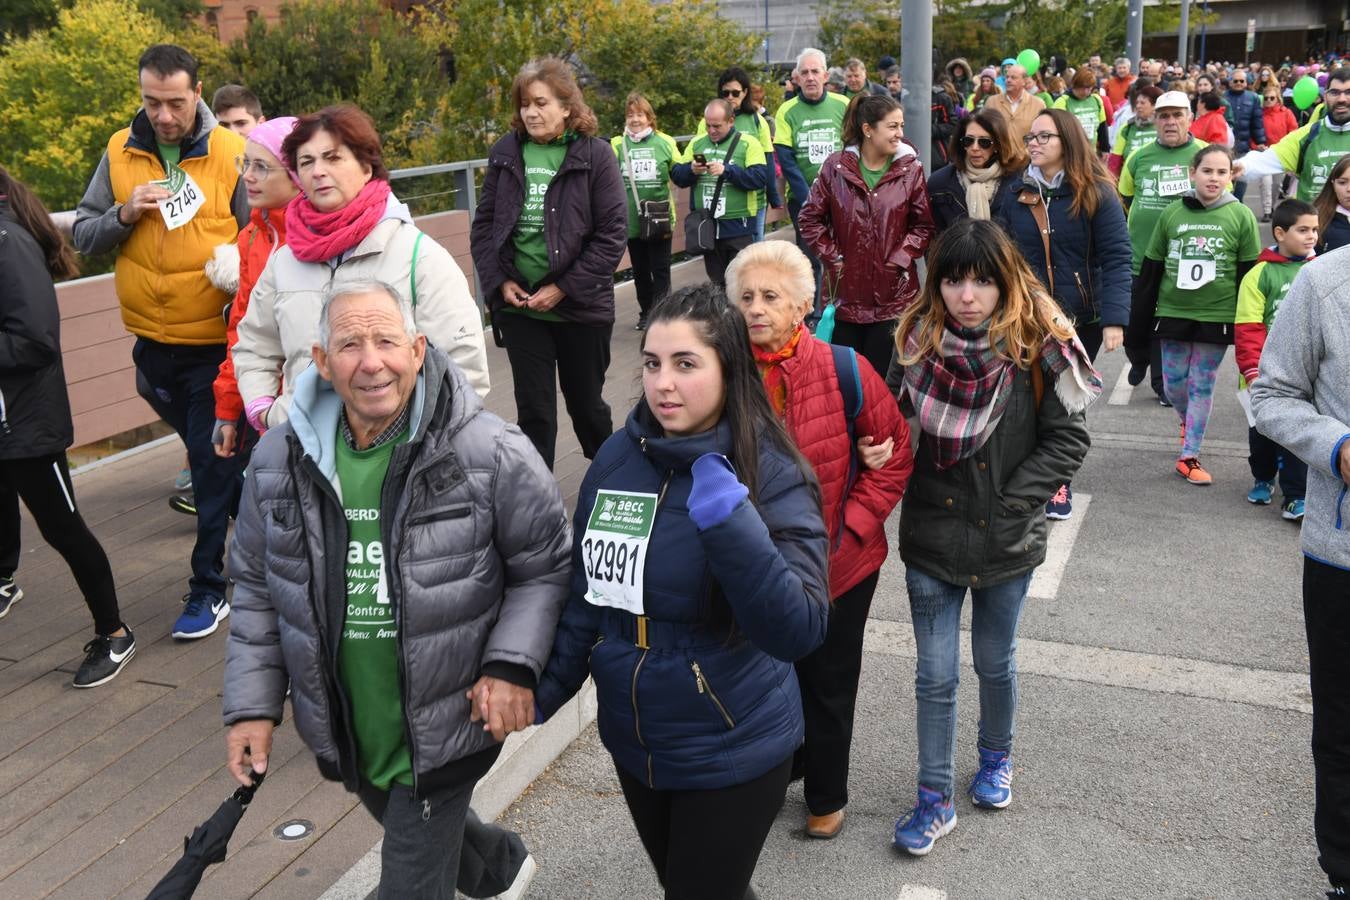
0, 201, 74, 459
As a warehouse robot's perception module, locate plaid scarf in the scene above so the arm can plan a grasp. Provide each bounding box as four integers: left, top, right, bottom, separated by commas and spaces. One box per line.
902, 319, 1017, 471
752, 325, 805, 419
902, 318, 1102, 471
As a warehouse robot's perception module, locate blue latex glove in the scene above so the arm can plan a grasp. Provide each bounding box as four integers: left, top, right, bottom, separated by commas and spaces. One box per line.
687, 453, 749, 530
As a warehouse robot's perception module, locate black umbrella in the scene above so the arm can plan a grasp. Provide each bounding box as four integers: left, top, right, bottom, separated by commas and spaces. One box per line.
145, 771, 265, 900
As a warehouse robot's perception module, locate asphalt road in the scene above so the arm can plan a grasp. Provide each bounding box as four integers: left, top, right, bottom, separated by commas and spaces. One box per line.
500, 314, 1321, 899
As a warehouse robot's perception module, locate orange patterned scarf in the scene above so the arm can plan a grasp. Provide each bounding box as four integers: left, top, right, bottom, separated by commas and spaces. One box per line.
752, 325, 805, 418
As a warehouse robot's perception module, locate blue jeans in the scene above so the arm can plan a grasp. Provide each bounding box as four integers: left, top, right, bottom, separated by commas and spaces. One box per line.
753, 205, 766, 242
132, 338, 243, 599
905, 566, 1033, 798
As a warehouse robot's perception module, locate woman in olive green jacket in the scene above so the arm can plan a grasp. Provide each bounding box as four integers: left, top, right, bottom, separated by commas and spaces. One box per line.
889, 219, 1098, 857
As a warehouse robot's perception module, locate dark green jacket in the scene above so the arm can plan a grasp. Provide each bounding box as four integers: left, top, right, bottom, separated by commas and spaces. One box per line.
899, 365, 1091, 588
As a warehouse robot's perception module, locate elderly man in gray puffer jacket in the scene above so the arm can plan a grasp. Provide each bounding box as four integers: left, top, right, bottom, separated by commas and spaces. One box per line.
223, 280, 570, 899
1251, 246, 1350, 900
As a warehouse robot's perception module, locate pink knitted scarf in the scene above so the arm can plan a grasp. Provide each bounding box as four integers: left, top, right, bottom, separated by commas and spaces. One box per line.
285, 178, 392, 263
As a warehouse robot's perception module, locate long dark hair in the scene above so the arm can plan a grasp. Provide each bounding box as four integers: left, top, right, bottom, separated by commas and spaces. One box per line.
717, 66, 756, 116
0, 166, 79, 280
841, 92, 901, 147
1031, 108, 1115, 218
641, 284, 813, 504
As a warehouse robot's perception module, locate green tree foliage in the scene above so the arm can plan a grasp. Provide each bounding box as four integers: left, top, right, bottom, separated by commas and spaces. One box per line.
221, 0, 445, 164
1000, 0, 1191, 66
0, 0, 62, 44
816, 0, 898, 72
0, 0, 165, 210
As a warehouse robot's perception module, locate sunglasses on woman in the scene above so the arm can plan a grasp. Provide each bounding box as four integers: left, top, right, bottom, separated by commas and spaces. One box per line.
720, 88, 744, 98
960, 135, 995, 149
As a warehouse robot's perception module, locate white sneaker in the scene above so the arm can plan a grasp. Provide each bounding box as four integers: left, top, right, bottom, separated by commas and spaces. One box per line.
491, 854, 537, 900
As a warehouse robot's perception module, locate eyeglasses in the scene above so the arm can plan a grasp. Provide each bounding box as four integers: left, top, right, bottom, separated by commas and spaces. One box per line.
961, 135, 995, 149
235, 155, 278, 178
1023, 131, 1060, 146
1263, 95, 1280, 102
720, 88, 744, 98
1327, 89, 1350, 100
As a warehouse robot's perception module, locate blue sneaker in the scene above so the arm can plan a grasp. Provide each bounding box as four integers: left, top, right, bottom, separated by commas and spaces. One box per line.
1247, 480, 1274, 505
173, 592, 229, 640
968, 746, 1013, 809
1283, 498, 1306, 521
893, 786, 956, 856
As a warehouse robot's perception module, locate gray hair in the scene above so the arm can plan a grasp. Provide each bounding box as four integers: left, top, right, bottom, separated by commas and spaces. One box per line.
724, 240, 816, 317
318, 279, 417, 349
844, 58, 866, 72
797, 47, 827, 71
1114, 57, 1131, 69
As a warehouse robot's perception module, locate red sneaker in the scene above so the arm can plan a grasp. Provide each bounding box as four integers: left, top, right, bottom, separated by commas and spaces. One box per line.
1175, 457, 1212, 485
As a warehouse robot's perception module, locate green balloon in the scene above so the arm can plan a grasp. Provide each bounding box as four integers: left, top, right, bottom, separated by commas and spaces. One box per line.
1293, 76, 1320, 110
1017, 48, 1041, 76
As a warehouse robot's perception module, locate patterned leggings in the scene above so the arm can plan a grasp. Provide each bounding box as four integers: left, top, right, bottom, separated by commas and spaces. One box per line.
1160, 340, 1227, 460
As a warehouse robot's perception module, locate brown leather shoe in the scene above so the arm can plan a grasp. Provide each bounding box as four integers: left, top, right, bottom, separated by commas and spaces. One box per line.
806, 809, 845, 839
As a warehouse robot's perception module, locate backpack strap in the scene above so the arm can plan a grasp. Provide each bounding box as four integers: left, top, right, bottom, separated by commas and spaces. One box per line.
1031, 355, 1045, 409
410, 231, 425, 308
830, 342, 864, 549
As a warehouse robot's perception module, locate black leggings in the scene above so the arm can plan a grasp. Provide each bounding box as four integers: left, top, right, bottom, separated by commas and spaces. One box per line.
0, 453, 121, 635
830, 320, 896, 381
616, 755, 791, 900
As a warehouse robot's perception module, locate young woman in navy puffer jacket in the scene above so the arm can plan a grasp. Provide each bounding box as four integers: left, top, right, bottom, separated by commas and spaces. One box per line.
536, 284, 829, 900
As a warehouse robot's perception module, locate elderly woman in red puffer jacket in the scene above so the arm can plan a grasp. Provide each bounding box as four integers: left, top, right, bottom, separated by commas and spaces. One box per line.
798, 91, 935, 378
725, 239, 913, 842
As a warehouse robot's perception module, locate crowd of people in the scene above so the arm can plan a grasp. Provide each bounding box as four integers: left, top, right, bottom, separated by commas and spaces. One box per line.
2, 36, 1350, 900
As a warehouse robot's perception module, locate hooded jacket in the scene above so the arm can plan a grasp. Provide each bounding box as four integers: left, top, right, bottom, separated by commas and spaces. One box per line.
223, 346, 571, 798
471, 132, 628, 327
797, 145, 935, 323
1252, 246, 1350, 571
995, 169, 1132, 328
1234, 247, 1308, 381
73, 101, 248, 345
945, 58, 975, 99
0, 201, 74, 459
215, 206, 287, 423
535, 408, 830, 791
232, 192, 489, 429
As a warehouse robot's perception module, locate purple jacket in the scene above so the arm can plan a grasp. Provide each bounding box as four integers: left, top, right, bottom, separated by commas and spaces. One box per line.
471, 132, 627, 327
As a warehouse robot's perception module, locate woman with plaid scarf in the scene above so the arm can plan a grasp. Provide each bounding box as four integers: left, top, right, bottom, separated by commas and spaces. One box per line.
890, 219, 1100, 857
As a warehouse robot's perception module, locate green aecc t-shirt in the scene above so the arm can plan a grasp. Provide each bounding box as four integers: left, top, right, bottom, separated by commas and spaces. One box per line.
1145, 197, 1261, 323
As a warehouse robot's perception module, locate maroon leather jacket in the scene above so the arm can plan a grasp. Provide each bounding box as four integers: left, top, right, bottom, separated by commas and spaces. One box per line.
798, 146, 935, 324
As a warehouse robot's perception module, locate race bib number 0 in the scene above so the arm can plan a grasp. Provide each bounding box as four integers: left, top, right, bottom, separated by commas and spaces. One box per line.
154, 162, 205, 231
701, 187, 727, 219
1177, 258, 1217, 290
582, 490, 658, 614
1157, 167, 1190, 197
629, 157, 658, 181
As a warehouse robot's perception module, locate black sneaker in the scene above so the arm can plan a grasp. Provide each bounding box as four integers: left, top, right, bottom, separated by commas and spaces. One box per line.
1126, 362, 1148, 387
73, 629, 136, 688
0, 576, 23, 619
168, 493, 197, 516
634, 314, 648, 331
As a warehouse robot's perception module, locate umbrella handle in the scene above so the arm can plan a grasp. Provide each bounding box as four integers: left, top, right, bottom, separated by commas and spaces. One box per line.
231, 769, 265, 806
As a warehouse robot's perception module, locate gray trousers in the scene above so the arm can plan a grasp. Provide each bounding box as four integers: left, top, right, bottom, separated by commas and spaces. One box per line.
358, 779, 528, 899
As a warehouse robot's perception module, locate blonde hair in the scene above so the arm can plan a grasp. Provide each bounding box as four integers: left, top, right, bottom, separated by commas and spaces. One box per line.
897, 220, 1074, 368
724, 241, 816, 315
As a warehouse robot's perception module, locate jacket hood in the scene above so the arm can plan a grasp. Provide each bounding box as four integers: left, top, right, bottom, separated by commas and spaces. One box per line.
623, 405, 735, 471
128, 99, 219, 154
379, 191, 414, 226
1181, 190, 1240, 210
286, 344, 474, 485
1258, 246, 1310, 264
946, 58, 973, 78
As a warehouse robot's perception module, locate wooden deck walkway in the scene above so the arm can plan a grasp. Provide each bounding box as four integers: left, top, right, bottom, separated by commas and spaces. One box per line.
0, 253, 726, 899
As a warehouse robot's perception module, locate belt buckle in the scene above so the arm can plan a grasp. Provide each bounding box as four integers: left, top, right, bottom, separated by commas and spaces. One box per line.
635, 615, 649, 650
